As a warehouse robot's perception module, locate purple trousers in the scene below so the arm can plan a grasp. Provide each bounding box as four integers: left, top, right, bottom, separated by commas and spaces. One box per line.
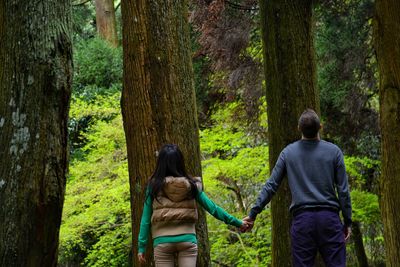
290, 209, 346, 267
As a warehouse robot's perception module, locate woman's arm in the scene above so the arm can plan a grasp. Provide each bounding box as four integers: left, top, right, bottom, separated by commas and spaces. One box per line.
138, 188, 153, 254
196, 191, 242, 227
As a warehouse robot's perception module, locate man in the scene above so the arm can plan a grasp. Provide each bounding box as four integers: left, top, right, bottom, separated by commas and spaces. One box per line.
243, 109, 352, 267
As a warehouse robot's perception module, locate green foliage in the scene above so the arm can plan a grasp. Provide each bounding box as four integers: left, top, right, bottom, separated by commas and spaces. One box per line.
70, 92, 121, 123
316, 0, 375, 110
202, 146, 268, 209
344, 156, 380, 190
208, 211, 272, 267
84, 225, 131, 267
69, 36, 122, 158
203, 146, 269, 183
59, 113, 131, 267
61, 14, 129, 264
200, 100, 268, 156
200, 103, 250, 156
72, 3, 96, 42
350, 190, 385, 265
342, 156, 384, 265
62, 7, 129, 264
74, 37, 123, 92
246, 26, 263, 64
343, 155, 384, 265
351, 190, 380, 224
190, 25, 212, 122
315, 0, 379, 158
200, 101, 271, 266
200, 101, 269, 207
69, 91, 121, 160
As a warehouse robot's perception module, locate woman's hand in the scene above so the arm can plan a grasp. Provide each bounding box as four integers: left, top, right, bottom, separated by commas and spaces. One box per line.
138, 253, 146, 264
240, 216, 255, 233
239, 221, 249, 232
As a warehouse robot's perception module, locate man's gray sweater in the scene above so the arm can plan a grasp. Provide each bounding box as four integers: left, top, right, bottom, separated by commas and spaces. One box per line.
249, 139, 352, 226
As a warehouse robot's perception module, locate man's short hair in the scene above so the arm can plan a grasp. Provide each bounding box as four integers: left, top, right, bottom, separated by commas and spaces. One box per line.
298, 109, 320, 138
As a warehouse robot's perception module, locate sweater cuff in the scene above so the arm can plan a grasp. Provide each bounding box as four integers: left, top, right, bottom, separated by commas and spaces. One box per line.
232, 218, 243, 228
138, 245, 146, 254
248, 209, 258, 220
344, 218, 352, 227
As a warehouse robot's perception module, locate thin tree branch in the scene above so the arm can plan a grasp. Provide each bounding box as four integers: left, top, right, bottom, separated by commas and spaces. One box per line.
225, 0, 259, 11
73, 0, 92, 6
211, 260, 231, 267
216, 175, 246, 213
228, 229, 252, 261
115, 2, 121, 12
208, 229, 254, 263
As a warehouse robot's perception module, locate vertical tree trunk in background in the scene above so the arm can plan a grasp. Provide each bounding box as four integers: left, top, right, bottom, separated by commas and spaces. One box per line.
259, 0, 319, 266
0, 1, 72, 266
352, 222, 369, 267
95, 0, 118, 47
373, 1, 400, 265
121, 1, 210, 266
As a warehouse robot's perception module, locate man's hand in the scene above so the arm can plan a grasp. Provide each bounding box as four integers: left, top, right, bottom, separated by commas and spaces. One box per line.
241, 216, 255, 232
344, 226, 351, 242
138, 253, 146, 264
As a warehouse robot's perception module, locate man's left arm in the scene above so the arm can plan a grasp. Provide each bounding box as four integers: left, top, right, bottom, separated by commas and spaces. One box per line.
335, 149, 352, 228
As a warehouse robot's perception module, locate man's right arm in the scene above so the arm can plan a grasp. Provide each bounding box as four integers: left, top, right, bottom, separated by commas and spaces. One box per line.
248, 151, 287, 220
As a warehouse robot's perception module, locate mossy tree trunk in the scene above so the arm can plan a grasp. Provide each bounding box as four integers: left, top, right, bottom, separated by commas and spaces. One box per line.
373, 1, 400, 265
94, 0, 118, 47
0, 0, 72, 266
259, 0, 320, 266
121, 1, 210, 266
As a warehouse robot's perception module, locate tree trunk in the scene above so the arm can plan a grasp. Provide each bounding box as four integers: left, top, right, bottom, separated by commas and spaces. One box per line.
121, 1, 210, 266
259, 0, 320, 266
94, 0, 118, 47
0, 1, 72, 266
352, 222, 369, 267
373, 1, 400, 265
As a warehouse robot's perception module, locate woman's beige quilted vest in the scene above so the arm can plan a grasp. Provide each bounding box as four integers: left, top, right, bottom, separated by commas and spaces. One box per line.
151, 176, 202, 238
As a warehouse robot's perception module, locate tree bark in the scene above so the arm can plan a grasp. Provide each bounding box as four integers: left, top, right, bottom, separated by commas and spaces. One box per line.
373, 1, 400, 266
0, 1, 72, 266
94, 0, 118, 47
352, 221, 369, 267
259, 0, 320, 266
121, 1, 210, 266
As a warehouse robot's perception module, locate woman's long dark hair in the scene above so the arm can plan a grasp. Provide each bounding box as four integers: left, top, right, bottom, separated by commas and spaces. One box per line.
149, 144, 198, 200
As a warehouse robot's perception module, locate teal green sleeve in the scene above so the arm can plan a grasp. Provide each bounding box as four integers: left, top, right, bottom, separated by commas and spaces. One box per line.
196, 191, 242, 227
138, 188, 153, 254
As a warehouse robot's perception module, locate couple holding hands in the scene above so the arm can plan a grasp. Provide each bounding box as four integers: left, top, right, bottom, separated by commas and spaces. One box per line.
138, 110, 352, 267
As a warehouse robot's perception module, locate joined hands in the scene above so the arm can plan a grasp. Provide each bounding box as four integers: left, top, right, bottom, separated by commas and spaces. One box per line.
239, 216, 255, 233
138, 217, 256, 264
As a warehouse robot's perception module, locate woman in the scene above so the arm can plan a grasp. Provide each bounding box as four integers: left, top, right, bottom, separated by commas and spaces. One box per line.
138, 144, 248, 266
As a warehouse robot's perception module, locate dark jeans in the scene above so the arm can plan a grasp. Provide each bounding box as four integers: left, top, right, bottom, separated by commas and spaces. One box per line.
290, 209, 346, 267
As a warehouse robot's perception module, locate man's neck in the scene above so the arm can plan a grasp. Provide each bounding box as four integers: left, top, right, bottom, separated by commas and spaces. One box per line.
301, 134, 320, 141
